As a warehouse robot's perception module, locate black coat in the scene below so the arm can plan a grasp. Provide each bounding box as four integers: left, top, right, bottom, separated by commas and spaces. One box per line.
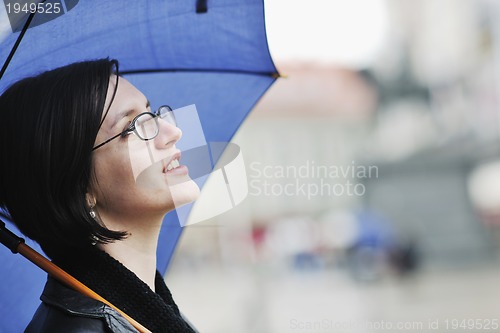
25, 277, 137, 332
24, 246, 197, 333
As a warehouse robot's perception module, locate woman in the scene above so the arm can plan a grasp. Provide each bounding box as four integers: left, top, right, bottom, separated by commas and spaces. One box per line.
0, 59, 200, 332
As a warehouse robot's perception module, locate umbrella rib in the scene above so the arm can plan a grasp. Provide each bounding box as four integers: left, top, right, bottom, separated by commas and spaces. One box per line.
121, 68, 280, 78
0, 6, 40, 81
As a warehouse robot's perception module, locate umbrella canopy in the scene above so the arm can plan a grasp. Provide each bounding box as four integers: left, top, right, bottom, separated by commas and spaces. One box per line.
0, 0, 277, 331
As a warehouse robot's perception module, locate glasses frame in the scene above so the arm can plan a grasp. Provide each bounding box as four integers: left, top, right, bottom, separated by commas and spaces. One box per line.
92, 105, 174, 151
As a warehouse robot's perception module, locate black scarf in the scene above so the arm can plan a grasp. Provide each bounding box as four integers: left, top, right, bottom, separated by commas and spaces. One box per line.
53, 246, 196, 333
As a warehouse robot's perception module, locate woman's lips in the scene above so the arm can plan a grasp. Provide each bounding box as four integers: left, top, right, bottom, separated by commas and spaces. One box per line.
165, 164, 189, 176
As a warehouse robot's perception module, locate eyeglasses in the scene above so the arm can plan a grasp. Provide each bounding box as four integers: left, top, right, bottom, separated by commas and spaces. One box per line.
92, 105, 176, 150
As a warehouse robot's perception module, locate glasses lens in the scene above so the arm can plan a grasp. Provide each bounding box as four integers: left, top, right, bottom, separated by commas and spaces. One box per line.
135, 113, 158, 140
157, 105, 177, 126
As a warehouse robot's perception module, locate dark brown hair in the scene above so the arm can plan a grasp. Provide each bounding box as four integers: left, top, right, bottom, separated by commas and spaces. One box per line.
0, 59, 127, 259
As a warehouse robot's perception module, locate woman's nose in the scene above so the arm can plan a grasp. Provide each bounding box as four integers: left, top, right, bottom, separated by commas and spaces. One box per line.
154, 117, 182, 149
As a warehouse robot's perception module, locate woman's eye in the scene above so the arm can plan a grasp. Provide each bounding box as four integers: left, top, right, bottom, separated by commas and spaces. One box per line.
120, 122, 133, 138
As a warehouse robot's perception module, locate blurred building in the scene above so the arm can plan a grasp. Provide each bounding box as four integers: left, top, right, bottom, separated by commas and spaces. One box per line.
169, 1, 500, 332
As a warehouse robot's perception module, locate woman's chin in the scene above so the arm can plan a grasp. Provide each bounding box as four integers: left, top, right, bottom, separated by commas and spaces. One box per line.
169, 178, 200, 209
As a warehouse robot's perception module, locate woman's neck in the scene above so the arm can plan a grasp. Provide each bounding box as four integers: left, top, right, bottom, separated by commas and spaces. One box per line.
98, 222, 161, 291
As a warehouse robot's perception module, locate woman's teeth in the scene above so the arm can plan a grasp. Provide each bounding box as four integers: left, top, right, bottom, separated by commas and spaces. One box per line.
166, 159, 180, 171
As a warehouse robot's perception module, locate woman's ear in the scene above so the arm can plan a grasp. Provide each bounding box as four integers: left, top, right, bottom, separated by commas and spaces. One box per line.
86, 193, 96, 208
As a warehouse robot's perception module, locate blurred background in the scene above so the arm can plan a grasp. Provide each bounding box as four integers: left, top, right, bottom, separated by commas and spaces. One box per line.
167, 0, 500, 332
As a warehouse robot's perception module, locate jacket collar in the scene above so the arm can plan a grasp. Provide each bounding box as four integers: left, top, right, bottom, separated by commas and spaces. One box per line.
41, 276, 138, 332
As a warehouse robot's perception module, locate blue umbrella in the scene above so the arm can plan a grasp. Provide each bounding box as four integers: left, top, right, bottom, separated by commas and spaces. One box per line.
0, 1, 278, 331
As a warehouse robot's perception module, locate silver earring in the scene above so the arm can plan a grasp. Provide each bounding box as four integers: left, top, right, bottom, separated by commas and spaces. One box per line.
86, 193, 97, 220
89, 207, 97, 219
90, 235, 99, 246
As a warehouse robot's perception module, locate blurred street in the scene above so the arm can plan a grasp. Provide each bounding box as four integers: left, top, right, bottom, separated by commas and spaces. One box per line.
168, 262, 500, 333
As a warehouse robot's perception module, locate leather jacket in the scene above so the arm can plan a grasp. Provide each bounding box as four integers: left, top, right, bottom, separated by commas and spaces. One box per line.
24, 277, 138, 332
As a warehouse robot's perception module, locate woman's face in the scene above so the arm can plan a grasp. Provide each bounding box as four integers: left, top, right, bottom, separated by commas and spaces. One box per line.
91, 76, 199, 225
